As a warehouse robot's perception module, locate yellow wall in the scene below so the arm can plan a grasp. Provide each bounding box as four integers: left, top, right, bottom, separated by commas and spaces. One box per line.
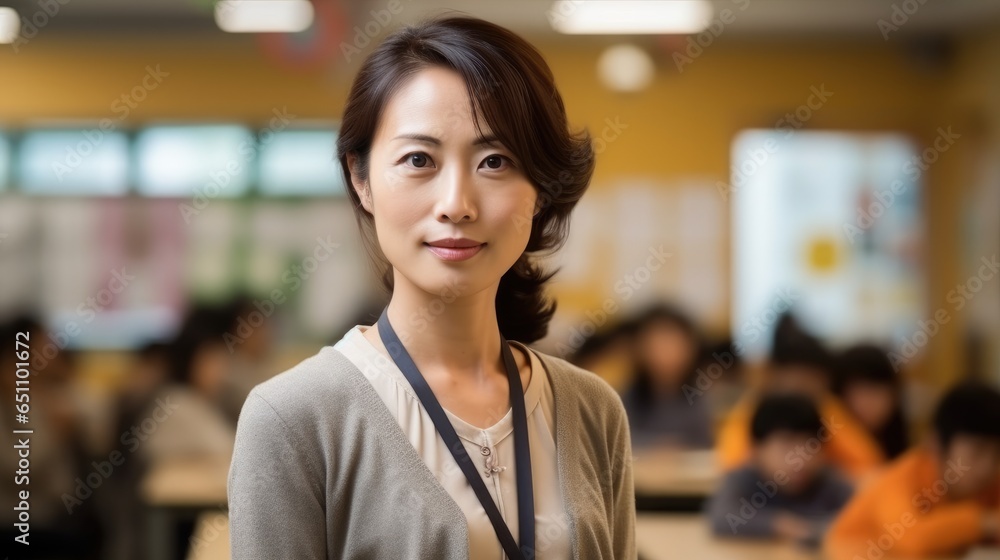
3, 30, 997, 387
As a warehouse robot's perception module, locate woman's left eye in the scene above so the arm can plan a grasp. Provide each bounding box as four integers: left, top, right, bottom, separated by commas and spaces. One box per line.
480, 154, 511, 171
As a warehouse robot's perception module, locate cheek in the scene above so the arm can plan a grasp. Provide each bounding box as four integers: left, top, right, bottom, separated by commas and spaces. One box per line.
758, 445, 785, 472
371, 183, 427, 242
484, 185, 536, 242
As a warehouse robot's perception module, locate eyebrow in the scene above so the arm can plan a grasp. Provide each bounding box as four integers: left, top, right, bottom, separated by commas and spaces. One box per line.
391, 133, 501, 148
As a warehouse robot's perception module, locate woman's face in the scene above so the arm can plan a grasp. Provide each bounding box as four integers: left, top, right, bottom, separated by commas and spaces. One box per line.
351, 66, 538, 298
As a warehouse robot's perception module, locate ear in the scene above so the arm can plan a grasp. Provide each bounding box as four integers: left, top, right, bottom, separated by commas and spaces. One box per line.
347, 152, 373, 213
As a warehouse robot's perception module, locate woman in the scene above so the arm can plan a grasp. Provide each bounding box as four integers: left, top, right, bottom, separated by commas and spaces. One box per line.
228, 15, 636, 560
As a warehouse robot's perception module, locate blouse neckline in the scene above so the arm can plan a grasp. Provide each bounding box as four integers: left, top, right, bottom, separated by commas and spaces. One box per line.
337, 324, 545, 447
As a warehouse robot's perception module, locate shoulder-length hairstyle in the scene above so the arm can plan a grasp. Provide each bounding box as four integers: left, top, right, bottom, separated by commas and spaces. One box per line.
336, 15, 595, 343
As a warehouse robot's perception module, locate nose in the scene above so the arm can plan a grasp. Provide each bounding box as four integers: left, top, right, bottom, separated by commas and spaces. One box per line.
435, 167, 478, 223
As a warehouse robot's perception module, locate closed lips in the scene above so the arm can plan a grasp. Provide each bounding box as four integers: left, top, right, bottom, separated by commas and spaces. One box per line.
424, 239, 484, 248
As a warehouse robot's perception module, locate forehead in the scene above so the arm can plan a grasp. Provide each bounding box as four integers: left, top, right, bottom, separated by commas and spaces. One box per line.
948, 434, 1000, 454
375, 66, 481, 140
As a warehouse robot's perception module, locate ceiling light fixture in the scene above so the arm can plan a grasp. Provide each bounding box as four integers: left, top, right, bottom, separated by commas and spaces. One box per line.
550, 0, 713, 35
215, 0, 315, 33
0, 7, 20, 44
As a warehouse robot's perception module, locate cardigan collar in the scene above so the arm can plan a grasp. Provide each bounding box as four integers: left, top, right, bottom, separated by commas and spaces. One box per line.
325, 344, 585, 559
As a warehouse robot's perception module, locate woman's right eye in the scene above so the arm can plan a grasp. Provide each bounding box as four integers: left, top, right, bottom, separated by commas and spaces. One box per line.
403, 152, 433, 168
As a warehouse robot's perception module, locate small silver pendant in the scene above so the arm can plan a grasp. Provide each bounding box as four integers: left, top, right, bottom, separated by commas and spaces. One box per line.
483, 445, 506, 478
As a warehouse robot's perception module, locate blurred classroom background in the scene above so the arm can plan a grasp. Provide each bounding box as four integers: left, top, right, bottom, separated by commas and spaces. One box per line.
1, 0, 999, 559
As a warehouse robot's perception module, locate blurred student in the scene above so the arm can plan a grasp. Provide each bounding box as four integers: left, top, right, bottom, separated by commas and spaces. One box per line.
137, 305, 238, 560
216, 295, 278, 425
824, 381, 1000, 558
706, 394, 854, 548
716, 315, 884, 480
697, 338, 747, 427
568, 319, 637, 394
620, 304, 714, 449
140, 304, 236, 464
834, 344, 909, 461
103, 341, 170, 560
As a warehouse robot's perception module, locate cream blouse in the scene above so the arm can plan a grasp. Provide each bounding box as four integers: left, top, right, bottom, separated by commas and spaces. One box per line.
333, 325, 572, 560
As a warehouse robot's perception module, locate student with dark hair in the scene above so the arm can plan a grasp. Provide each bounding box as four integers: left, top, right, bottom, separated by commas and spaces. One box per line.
716, 317, 884, 480
143, 303, 236, 461
228, 15, 635, 560
697, 337, 747, 425
834, 344, 910, 460
215, 294, 279, 424
825, 381, 1000, 558
620, 303, 714, 449
566, 318, 638, 393
706, 394, 853, 547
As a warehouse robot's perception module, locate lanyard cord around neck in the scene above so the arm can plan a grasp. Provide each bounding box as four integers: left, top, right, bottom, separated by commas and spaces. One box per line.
376, 307, 535, 560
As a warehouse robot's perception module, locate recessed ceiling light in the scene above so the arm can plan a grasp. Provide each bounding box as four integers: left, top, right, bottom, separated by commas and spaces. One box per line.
550, 0, 713, 35
215, 0, 314, 33
0, 7, 20, 44
598, 44, 655, 92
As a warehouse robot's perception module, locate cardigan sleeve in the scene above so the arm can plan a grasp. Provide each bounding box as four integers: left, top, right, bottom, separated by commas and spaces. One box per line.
610, 394, 638, 559
228, 390, 327, 560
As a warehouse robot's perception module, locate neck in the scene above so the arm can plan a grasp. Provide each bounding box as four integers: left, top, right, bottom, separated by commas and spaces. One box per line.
380, 274, 503, 385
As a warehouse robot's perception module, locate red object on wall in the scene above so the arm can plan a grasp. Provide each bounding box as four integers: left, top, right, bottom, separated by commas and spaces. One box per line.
257, 0, 348, 71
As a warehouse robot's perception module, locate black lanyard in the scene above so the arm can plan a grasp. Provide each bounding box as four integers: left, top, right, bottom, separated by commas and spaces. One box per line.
377, 307, 535, 560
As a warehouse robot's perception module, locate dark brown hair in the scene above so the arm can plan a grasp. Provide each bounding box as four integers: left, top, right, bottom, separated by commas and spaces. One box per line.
336, 14, 595, 343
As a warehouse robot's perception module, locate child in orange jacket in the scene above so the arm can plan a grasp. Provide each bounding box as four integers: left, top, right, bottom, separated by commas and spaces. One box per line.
716, 334, 884, 481
824, 382, 1000, 559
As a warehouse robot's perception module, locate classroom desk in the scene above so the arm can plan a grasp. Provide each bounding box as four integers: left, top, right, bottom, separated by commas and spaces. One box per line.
641, 514, 1000, 560
632, 448, 720, 511
636, 513, 819, 560
141, 501, 1000, 560
141, 458, 230, 560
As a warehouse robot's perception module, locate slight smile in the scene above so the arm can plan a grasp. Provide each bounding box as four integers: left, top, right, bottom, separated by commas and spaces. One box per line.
424, 238, 486, 262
